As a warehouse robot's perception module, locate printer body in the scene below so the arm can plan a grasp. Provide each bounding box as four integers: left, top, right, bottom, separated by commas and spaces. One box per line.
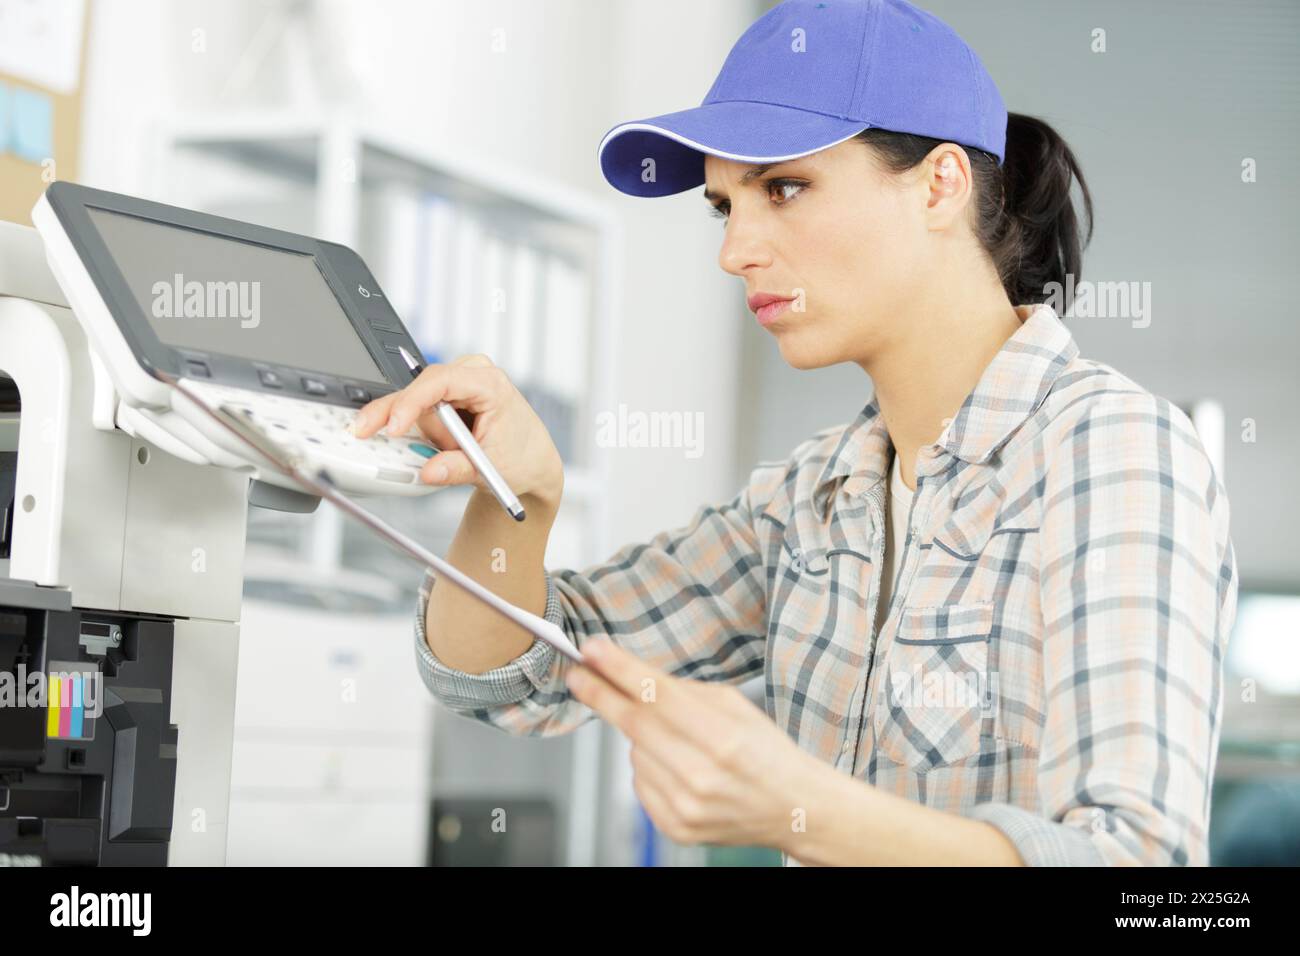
1, 183, 434, 864
0, 219, 246, 864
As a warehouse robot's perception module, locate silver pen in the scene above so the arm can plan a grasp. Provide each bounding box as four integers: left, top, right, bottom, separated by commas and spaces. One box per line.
397, 345, 526, 522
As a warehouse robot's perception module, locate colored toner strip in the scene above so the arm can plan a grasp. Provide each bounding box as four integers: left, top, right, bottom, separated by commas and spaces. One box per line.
69, 676, 84, 738
47, 675, 61, 737
47, 672, 93, 739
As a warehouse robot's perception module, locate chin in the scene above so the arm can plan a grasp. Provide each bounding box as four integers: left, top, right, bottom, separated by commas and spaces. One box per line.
772, 324, 844, 370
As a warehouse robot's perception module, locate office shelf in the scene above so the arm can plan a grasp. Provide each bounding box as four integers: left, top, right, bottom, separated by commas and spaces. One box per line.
154, 108, 621, 867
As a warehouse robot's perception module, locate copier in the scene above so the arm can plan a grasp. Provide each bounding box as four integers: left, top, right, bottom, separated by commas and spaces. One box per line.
0, 182, 435, 865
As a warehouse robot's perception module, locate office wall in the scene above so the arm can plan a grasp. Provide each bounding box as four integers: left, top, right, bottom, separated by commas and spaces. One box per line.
73, 0, 760, 866
79, 0, 754, 552
735, 0, 1300, 586
68, 0, 1300, 634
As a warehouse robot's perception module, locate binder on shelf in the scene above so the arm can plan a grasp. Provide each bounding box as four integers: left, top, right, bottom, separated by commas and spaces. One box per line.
415, 193, 458, 360
519, 382, 573, 464
540, 255, 590, 406
366, 183, 423, 334
449, 210, 483, 360
478, 232, 507, 363
504, 242, 541, 388
376, 188, 596, 466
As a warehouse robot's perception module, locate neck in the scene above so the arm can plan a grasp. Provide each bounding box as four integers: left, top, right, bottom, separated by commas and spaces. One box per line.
863, 291, 1025, 490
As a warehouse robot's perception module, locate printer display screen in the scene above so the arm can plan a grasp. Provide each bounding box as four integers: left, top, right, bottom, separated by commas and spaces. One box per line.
85, 207, 385, 383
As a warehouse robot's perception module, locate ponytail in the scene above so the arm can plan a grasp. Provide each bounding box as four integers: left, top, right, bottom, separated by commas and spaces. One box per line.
855, 113, 1094, 310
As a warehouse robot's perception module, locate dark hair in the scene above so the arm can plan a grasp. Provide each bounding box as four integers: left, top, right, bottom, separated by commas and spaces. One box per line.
854, 113, 1093, 310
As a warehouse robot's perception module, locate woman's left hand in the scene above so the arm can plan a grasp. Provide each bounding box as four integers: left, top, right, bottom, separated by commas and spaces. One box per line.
564, 638, 818, 850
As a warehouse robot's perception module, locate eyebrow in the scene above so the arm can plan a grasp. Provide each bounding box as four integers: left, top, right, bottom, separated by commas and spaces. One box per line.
702, 163, 781, 205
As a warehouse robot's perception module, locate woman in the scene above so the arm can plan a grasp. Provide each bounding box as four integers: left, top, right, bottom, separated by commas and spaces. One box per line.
354, 0, 1237, 865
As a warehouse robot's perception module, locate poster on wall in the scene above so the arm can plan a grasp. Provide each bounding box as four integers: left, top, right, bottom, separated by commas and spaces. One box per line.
0, 0, 87, 225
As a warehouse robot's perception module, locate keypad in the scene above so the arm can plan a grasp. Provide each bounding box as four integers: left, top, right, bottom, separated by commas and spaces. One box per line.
184, 381, 436, 487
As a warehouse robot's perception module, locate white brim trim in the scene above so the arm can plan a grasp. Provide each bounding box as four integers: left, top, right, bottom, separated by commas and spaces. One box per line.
597, 120, 871, 164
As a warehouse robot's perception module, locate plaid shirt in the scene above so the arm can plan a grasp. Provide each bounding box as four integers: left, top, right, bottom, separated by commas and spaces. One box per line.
414, 303, 1238, 866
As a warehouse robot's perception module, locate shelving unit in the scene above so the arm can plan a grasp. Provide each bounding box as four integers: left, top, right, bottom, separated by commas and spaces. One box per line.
152, 108, 622, 866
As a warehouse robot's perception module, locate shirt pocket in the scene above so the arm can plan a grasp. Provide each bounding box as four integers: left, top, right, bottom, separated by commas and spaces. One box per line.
872, 601, 994, 772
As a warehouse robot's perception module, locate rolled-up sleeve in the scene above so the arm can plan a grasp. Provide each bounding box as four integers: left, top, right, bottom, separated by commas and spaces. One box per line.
967, 393, 1238, 866
412, 461, 790, 736
414, 567, 569, 710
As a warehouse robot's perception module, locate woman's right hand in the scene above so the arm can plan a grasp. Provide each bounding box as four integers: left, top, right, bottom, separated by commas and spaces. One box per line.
351, 353, 565, 512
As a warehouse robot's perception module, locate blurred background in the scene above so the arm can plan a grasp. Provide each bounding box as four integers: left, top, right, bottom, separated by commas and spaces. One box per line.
0, 0, 1296, 865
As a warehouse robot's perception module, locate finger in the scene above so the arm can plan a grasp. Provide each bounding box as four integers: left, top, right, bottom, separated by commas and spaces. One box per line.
412, 400, 492, 449
411, 407, 460, 451
565, 664, 643, 739
386, 365, 510, 437
579, 640, 705, 729
442, 353, 493, 438
417, 449, 481, 488
451, 353, 495, 368
630, 735, 697, 794
390, 354, 494, 447
629, 746, 715, 845
351, 391, 401, 438
352, 354, 496, 439
631, 765, 684, 843
579, 639, 668, 697
584, 641, 722, 742
625, 693, 733, 789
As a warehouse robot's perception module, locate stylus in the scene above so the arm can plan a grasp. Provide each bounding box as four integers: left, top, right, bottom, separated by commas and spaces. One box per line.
165, 376, 581, 664
396, 345, 526, 523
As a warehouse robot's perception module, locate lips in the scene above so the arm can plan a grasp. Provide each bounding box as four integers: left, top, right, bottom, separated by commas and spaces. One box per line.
747, 291, 795, 313
748, 291, 796, 328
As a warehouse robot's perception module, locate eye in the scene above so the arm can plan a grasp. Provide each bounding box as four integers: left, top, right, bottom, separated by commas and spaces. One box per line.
706, 178, 807, 223
767, 178, 807, 204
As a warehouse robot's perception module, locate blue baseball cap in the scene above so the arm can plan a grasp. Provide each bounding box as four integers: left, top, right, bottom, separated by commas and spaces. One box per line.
598, 0, 1007, 198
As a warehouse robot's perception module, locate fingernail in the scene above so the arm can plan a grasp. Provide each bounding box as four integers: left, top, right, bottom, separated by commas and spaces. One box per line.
584, 640, 605, 660
566, 670, 587, 691
352, 412, 369, 434
431, 464, 448, 483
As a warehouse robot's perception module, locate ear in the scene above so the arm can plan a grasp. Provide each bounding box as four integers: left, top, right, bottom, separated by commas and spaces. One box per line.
923, 144, 974, 229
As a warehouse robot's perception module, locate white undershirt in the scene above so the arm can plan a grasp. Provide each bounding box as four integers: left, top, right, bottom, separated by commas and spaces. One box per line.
874, 452, 915, 635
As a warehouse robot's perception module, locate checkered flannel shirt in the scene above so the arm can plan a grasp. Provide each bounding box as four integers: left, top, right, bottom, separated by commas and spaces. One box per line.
414, 303, 1238, 866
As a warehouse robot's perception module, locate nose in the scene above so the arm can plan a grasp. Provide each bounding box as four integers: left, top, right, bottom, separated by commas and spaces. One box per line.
717, 210, 773, 278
